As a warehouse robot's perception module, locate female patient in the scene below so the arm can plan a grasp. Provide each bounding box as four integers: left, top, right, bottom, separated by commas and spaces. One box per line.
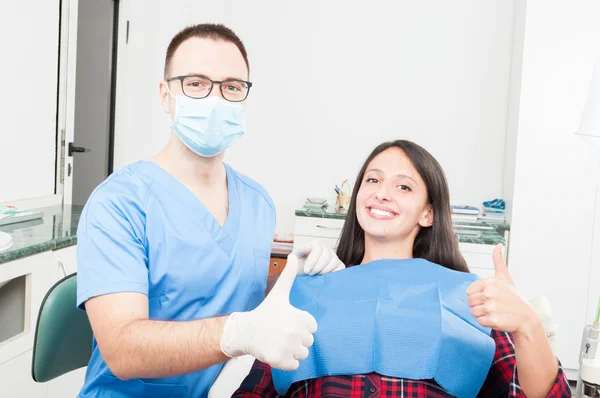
233, 140, 570, 397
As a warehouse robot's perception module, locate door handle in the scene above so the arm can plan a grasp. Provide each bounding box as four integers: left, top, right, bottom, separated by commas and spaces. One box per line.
316, 225, 342, 230
57, 258, 68, 277
68, 142, 89, 156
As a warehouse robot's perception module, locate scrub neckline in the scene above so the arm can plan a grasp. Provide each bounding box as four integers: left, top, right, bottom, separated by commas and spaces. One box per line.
136, 159, 241, 256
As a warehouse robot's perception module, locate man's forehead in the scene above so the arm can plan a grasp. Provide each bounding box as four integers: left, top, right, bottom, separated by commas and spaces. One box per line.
169, 37, 248, 80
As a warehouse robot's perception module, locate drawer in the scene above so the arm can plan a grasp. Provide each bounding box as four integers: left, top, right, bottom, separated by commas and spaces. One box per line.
460, 243, 506, 271
294, 216, 345, 239
462, 251, 494, 270
293, 236, 339, 252
269, 257, 287, 276
459, 242, 496, 254
470, 267, 494, 279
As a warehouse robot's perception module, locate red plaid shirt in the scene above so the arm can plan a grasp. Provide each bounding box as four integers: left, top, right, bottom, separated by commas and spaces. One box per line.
232, 330, 571, 397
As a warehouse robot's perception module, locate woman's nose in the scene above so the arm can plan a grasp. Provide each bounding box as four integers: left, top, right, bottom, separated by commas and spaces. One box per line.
375, 186, 391, 201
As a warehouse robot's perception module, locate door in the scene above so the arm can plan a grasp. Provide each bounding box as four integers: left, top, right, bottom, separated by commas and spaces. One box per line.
59, 0, 117, 206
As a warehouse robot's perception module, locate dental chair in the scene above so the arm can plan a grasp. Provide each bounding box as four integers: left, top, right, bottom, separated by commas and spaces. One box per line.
529, 296, 558, 351
31, 273, 93, 383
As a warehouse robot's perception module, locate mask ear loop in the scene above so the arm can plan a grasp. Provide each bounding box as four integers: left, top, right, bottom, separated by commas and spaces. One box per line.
165, 83, 176, 99
164, 82, 176, 125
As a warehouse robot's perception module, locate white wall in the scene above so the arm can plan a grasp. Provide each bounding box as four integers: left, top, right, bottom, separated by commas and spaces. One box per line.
502, 0, 527, 224
508, 0, 600, 373
0, 1, 60, 203
115, 0, 519, 236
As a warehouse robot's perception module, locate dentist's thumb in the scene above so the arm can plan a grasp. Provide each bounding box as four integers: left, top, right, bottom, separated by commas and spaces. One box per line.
268, 254, 300, 301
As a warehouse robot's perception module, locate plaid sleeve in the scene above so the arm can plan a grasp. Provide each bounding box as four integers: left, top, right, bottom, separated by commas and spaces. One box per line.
478, 329, 571, 397
231, 360, 282, 398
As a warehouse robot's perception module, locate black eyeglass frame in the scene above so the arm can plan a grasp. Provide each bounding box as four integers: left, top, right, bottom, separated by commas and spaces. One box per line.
165, 74, 253, 102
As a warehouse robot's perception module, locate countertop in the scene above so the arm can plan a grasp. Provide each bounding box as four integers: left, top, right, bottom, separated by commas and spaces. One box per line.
295, 207, 508, 245
0, 204, 294, 265
0, 203, 504, 265
0, 205, 83, 265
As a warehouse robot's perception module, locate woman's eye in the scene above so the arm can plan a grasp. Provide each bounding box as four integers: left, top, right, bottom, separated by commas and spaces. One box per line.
366, 178, 379, 183
398, 185, 412, 191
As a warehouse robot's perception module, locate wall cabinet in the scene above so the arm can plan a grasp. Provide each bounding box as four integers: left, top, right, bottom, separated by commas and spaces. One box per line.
0, 245, 84, 397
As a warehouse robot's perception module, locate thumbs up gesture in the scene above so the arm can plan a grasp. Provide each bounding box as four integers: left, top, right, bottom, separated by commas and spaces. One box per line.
220, 254, 318, 370
466, 244, 537, 335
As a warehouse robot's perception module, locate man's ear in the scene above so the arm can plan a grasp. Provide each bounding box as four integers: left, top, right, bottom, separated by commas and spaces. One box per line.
159, 81, 171, 113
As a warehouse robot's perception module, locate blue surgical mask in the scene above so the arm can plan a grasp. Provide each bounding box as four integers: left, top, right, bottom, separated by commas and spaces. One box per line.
170, 95, 247, 157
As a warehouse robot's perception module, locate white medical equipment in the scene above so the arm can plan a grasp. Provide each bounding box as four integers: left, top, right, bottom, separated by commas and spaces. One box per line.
573, 45, 600, 398
575, 298, 600, 397
529, 296, 557, 349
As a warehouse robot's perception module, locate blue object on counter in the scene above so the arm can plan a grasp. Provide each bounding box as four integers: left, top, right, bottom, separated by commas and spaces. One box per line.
482, 198, 505, 209
271, 259, 496, 397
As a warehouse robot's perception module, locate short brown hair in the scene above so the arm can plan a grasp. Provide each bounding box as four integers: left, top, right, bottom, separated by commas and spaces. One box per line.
164, 23, 249, 78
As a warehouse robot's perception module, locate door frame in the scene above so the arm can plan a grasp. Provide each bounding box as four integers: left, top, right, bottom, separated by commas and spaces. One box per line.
107, 0, 121, 176
55, 0, 121, 206
55, 0, 78, 206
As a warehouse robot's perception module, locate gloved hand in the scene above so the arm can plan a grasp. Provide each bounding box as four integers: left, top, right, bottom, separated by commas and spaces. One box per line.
220, 254, 318, 370
293, 240, 345, 275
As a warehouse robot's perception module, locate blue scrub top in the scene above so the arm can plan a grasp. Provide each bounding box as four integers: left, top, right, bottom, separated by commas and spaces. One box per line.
75, 160, 276, 398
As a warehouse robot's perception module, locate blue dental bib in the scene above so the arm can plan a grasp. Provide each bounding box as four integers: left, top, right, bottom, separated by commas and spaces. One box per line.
271, 258, 496, 397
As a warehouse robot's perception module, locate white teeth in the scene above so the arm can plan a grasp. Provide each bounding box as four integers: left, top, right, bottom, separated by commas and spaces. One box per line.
370, 208, 395, 217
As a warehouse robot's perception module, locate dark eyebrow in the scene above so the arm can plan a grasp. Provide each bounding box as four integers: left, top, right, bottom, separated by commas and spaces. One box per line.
183, 73, 247, 81
365, 168, 418, 185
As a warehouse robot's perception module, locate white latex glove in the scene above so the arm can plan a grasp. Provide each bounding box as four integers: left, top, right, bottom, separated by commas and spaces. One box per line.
293, 240, 345, 275
220, 254, 317, 370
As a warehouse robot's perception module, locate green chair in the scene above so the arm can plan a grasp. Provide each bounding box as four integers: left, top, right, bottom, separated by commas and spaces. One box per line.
31, 273, 93, 382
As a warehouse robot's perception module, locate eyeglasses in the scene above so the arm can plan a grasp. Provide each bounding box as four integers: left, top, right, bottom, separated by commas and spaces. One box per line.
165, 74, 252, 102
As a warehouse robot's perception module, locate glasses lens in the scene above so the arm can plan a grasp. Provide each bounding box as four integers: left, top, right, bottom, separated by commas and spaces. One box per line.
182, 76, 212, 98
221, 79, 249, 102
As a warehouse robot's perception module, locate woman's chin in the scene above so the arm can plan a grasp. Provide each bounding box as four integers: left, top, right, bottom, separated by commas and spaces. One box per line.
364, 230, 395, 242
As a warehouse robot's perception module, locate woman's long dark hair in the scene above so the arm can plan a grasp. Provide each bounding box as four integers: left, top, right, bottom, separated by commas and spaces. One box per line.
336, 140, 469, 272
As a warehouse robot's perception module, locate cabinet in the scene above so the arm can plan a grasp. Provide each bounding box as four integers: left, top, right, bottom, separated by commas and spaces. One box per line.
293, 217, 345, 251
0, 347, 85, 398
0, 349, 46, 398
0, 244, 84, 397
459, 242, 506, 278
46, 367, 86, 398
0, 252, 53, 366
51, 245, 78, 284
0, 252, 54, 398
269, 256, 288, 276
